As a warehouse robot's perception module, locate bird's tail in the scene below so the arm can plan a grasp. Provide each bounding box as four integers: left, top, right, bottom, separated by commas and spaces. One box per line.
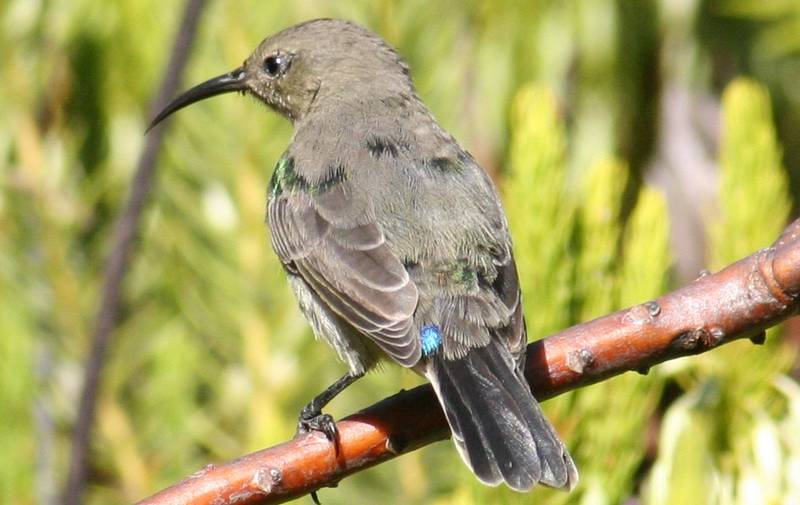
426, 338, 578, 491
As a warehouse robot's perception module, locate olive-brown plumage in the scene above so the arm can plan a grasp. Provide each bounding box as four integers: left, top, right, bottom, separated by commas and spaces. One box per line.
150, 18, 577, 492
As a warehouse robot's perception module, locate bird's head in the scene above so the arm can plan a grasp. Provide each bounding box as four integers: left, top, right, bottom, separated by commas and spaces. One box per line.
148, 18, 413, 129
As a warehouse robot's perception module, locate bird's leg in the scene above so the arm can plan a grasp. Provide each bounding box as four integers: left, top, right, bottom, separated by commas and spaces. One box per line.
297, 371, 364, 441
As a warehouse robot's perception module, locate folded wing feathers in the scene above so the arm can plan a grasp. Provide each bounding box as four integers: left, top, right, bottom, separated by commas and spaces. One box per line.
271, 191, 421, 366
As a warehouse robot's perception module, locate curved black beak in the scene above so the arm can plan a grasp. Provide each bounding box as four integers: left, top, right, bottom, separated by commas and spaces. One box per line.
147, 67, 247, 132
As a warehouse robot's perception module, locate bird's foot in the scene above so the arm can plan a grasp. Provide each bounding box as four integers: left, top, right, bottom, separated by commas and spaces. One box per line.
297, 404, 339, 442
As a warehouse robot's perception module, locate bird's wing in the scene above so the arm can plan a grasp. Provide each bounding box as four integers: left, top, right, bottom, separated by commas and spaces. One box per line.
267, 156, 420, 366
410, 244, 526, 362
395, 148, 526, 363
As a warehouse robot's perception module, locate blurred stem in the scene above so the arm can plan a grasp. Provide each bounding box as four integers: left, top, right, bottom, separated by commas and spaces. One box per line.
61, 1, 208, 503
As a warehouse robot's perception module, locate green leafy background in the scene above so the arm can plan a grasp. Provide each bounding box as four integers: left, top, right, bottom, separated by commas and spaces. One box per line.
2, 1, 799, 504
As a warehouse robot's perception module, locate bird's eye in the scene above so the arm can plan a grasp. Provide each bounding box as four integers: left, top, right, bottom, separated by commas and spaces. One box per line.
263, 53, 290, 78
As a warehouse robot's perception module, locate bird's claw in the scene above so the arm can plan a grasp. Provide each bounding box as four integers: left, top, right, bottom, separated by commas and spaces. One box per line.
310, 490, 322, 505
297, 410, 339, 442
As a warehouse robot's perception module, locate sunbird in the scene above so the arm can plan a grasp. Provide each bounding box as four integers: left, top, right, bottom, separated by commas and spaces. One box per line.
150, 18, 577, 492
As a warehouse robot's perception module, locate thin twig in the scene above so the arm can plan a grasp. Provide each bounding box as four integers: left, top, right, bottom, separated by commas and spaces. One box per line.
61, 2, 208, 503
136, 219, 800, 505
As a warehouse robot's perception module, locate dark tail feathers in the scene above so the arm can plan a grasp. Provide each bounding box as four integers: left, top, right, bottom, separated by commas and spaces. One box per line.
427, 339, 578, 491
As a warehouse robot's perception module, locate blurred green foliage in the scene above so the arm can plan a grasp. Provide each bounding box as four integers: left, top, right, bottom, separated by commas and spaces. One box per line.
505, 85, 669, 505
1, 1, 799, 504
642, 79, 797, 505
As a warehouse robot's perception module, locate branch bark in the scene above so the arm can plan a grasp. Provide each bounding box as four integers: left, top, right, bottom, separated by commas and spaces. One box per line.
137, 218, 800, 505
61, 2, 208, 504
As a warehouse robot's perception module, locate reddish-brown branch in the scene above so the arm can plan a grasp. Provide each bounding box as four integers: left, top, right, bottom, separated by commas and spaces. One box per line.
137, 218, 800, 505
